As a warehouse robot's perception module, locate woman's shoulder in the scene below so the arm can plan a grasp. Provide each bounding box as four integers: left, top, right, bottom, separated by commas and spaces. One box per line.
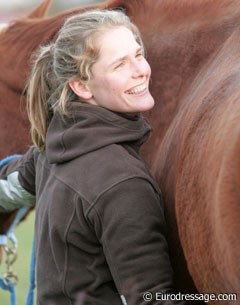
58, 143, 159, 204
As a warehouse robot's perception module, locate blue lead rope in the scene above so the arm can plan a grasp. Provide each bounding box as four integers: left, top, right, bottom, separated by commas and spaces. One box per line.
0, 154, 22, 167
26, 238, 36, 305
0, 278, 17, 305
0, 154, 36, 305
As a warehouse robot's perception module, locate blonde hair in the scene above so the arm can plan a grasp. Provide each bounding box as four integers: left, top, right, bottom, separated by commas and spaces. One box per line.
27, 9, 144, 151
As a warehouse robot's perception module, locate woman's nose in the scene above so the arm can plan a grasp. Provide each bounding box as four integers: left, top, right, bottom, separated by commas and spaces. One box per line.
132, 58, 150, 78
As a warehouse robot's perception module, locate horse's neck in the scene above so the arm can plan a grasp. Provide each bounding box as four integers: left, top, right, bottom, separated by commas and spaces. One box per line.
141, 0, 240, 164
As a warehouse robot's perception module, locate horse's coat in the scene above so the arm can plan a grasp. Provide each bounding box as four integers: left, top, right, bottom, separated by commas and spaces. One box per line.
1, 0, 240, 303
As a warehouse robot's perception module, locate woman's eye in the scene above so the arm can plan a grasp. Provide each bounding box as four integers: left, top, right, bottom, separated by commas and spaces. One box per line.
136, 53, 144, 59
114, 62, 125, 69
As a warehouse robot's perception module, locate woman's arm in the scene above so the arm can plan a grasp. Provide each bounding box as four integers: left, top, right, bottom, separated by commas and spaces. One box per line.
0, 147, 37, 212
89, 177, 185, 305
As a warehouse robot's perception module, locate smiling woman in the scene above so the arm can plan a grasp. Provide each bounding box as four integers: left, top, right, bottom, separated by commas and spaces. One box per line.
0, 9, 185, 305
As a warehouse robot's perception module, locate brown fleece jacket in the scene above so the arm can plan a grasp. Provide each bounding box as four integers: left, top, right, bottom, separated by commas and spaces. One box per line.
0, 103, 184, 305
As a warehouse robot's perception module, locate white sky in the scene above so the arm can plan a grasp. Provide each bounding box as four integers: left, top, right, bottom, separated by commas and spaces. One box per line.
0, 0, 41, 10
0, 0, 102, 11
0, 0, 103, 22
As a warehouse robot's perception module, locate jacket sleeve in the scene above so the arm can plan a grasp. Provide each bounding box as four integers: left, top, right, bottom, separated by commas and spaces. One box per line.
88, 177, 185, 305
0, 147, 37, 212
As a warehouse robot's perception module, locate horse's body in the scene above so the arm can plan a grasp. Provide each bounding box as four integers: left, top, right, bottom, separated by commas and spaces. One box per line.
1, 0, 240, 303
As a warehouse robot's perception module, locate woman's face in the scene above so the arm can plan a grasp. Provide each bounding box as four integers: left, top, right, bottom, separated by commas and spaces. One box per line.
85, 26, 154, 113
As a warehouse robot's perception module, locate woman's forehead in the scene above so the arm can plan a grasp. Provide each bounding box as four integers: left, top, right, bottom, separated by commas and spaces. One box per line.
97, 27, 140, 57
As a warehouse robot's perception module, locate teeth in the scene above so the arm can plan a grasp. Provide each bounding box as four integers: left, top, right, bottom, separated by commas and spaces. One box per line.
127, 84, 146, 94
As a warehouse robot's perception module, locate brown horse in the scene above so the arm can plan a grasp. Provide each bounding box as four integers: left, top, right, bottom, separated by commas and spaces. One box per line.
1, 0, 240, 303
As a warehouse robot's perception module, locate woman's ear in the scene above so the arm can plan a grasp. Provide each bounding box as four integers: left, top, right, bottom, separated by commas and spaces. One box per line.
69, 80, 93, 100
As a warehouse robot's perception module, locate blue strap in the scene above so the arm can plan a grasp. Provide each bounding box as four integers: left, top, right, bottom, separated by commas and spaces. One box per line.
25, 238, 36, 305
0, 155, 22, 168
0, 278, 17, 305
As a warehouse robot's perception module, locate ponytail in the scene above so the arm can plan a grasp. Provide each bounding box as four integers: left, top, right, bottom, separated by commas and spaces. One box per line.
26, 44, 55, 151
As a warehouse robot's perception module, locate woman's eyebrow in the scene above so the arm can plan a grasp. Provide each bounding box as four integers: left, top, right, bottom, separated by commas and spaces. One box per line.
108, 47, 143, 68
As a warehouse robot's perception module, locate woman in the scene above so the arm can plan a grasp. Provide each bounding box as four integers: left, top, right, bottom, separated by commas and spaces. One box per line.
0, 10, 185, 305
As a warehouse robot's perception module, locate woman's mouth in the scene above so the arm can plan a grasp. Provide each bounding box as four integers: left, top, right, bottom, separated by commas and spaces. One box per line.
126, 84, 147, 95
